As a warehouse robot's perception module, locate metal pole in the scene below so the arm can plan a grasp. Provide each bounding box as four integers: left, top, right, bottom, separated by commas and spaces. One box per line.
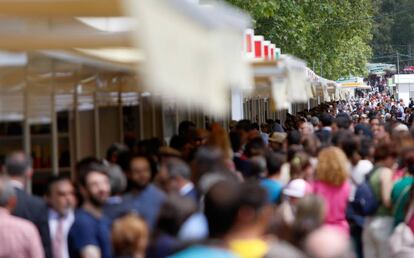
138, 94, 144, 140
117, 83, 124, 143
51, 62, 58, 176
397, 51, 400, 74
93, 91, 100, 158
23, 68, 31, 193
74, 79, 80, 163
151, 96, 156, 137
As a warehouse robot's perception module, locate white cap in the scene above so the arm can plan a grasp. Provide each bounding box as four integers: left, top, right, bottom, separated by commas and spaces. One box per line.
283, 179, 308, 198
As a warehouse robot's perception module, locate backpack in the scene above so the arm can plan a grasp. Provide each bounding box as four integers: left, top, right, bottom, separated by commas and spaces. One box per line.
352, 168, 380, 216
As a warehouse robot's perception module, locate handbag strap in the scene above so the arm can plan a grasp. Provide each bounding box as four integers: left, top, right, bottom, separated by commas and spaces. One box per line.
405, 200, 414, 224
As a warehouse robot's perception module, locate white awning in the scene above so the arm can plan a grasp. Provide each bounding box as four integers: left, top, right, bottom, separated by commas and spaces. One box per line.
0, 0, 254, 118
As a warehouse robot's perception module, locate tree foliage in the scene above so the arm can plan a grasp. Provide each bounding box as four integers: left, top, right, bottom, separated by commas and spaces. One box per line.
227, 0, 373, 80
371, 0, 414, 67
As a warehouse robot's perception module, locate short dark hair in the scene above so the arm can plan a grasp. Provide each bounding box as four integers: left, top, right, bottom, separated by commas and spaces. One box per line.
239, 182, 267, 213
236, 119, 253, 132
204, 181, 267, 239
106, 143, 129, 162
359, 137, 372, 159
265, 152, 285, 176
374, 142, 397, 162
46, 175, 72, 195
155, 195, 197, 236
178, 121, 196, 136
334, 114, 352, 130
287, 130, 301, 146
204, 180, 241, 238
339, 134, 360, 159
5, 152, 31, 177
77, 160, 109, 187
229, 131, 242, 153
320, 113, 333, 127
251, 123, 260, 131
244, 137, 266, 157
170, 135, 188, 151
76, 157, 100, 176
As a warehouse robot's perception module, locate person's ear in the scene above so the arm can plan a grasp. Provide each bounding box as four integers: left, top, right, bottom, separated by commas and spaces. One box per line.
7, 196, 17, 211
79, 185, 88, 199
26, 168, 34, 178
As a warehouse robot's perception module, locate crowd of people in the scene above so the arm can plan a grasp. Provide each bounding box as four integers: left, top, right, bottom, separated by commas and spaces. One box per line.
2, 92, 414, 258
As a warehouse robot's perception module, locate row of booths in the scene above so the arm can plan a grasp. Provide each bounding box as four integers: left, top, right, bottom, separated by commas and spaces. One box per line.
0, 0, 258, 192
242, 51, 371, 123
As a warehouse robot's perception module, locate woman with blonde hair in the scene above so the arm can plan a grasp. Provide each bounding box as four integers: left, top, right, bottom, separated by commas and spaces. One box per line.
312, 146, 351, 234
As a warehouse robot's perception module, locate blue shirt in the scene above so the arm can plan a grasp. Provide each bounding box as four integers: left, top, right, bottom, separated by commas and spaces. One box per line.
68, 209, 112, 258
168, 245, 239, 258
123, 184, 166, 230
260, 178, 283, 203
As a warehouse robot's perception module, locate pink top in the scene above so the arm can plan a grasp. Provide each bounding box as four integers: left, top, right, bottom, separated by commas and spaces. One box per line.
312, 180, 351, 234
0, 208, 45, 258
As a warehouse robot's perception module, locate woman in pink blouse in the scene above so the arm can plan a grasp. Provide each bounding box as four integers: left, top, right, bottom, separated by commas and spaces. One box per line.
312, 147, 351, 234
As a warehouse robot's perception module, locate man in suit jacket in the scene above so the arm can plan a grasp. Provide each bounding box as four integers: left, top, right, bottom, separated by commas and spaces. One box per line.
163, 157, 198, 203
4, 151, 53, 258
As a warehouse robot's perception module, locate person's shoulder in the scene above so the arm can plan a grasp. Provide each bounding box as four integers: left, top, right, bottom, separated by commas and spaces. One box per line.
7, 214, 39, 234
72, 209, 97, 226
393, 176, 414, 190
148, 184, 166, 199
261, 178, 282, 188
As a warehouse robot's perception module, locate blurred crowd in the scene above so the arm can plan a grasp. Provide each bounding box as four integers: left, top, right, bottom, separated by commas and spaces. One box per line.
2, 92, 414, 258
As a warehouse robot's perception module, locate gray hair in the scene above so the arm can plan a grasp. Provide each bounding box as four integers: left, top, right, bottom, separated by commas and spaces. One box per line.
166, 158, 191, 180
0, 177, 16, 207
107, 164, 127, 195
5, 151, 32, 177
310, 117, 320, 127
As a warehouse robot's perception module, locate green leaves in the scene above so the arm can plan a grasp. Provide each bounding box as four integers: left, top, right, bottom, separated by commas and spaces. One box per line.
226, 0, 373, 80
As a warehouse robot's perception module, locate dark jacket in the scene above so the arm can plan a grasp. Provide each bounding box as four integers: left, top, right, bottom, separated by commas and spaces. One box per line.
12, 187, 53, 258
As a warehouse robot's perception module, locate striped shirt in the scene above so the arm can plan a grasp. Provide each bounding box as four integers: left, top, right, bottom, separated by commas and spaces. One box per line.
0, 208, 45, 258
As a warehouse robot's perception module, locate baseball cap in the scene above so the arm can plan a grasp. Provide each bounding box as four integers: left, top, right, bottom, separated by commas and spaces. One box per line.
283, 179, 308, 198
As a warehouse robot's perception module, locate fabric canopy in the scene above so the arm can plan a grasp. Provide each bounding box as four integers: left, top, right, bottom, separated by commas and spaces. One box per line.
0, 0, 255, 120
124, 0, 253, 116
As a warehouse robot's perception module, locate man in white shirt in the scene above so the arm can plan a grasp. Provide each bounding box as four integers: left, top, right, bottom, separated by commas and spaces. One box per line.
45, 175, 76, 258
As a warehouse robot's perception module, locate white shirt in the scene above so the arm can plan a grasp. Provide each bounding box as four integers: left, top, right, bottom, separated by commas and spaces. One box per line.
48, 209, 75, 258
9, 179, 24, 190
349, 159, 374, 201
180, 182, 195, 196
322, 126, 332, 132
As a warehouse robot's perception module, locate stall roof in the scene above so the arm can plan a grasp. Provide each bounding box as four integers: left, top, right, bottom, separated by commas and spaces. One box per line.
0, 0, 253, 118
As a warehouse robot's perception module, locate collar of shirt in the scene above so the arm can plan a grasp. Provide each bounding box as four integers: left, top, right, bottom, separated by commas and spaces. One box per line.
48, 208, 74, 221
180, 182, 195, 196
9, 180, 24, 190
107, 196, 123, 205
322, 126, 332, 131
